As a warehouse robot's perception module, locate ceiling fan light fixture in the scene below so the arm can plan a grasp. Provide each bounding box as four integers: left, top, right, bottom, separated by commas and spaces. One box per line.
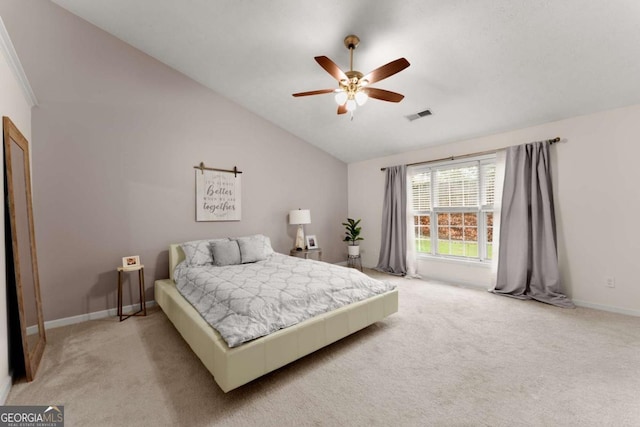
355, 91, 368, 106
346, 99, 357, 112
334, 90, 348, 105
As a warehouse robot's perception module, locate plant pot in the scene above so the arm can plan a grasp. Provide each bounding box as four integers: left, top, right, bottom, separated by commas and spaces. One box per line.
347, 245, 360, 256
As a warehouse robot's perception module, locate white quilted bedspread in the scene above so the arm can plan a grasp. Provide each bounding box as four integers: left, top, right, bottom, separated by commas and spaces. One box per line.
174, 253, 396, 347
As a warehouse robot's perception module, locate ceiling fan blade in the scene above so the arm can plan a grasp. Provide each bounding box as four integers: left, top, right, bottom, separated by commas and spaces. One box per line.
315, 56, 348, 82
361, 58, 410, 85
292, 89, 335, 97
366, 87, 405, 103
337, 104, 347, 114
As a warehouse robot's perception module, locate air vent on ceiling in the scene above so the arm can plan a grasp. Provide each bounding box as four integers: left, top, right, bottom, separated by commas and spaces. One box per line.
406, 109, 432, 122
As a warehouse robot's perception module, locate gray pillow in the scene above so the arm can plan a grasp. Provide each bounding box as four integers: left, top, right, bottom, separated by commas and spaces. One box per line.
236, 237, 267, 263
210, 240, 241, 266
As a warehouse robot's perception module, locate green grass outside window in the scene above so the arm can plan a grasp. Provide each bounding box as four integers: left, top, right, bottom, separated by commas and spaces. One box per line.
416, 239, 492, 259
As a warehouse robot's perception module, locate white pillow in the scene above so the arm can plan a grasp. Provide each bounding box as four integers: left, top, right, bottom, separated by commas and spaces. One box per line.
180, 238, 228, 266
262, 236, 275, 256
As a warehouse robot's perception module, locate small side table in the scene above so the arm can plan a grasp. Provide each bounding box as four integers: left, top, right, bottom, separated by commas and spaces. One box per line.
290, 248, 323, 261
117, 265, 147, 322
347, 254, 363, 272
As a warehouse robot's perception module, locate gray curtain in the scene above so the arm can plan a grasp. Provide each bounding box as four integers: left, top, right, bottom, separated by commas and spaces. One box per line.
493, 141, 574, 308
376, 165, 407, 276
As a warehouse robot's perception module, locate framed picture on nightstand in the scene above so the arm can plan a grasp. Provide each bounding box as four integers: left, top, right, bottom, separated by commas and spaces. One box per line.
122, 255, 140, 268
305, 235, 318, 249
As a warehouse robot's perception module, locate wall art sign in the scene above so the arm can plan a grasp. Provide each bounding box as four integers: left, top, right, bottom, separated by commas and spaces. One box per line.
195, 168, 241, 221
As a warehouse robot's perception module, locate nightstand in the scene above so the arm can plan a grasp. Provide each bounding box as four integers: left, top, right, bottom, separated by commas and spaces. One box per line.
290, 248, 322, 261
117, 265, 147, 321
347, 254, 363, 272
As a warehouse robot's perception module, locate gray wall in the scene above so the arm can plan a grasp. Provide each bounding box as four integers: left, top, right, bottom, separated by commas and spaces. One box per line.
0, 1, 347, 321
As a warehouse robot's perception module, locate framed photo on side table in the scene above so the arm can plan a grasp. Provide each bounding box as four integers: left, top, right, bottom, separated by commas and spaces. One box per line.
122, 255, 141, 269
305, 235, 318, 249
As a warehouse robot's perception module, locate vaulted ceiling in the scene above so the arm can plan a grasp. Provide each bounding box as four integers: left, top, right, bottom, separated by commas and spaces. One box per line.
52, 0, 640, 163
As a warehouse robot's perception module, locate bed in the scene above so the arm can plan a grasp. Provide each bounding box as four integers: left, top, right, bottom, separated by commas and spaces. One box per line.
154, 238, 398, 393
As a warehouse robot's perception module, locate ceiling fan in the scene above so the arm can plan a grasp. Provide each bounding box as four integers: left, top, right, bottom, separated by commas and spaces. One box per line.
292, 35, 410, 116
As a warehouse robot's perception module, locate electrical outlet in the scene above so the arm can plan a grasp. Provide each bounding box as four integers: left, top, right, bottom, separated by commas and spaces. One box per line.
605, 277, 615, 288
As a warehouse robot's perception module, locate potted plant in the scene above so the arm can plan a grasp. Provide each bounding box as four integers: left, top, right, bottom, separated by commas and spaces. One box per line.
342, 218, 364, 256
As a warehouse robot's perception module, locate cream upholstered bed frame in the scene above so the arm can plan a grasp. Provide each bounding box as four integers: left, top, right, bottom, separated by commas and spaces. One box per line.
154, 244, 398, 393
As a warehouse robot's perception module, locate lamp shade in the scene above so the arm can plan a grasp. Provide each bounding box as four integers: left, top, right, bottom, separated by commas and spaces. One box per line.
355, 91, 368, 106
334, 91, 348, 105
289, 209, 311, 225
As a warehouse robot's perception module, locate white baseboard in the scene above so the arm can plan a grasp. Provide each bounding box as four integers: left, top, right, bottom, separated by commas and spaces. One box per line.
572, 299, 640, 317
0, 374, 11, 405
26, 301, 156, 334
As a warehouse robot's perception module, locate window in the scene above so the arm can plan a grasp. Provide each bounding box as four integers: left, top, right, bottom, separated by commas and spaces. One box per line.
411, 155, 495, 261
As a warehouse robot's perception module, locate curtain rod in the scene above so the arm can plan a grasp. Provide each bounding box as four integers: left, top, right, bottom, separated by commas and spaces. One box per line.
380, 137, 561, 171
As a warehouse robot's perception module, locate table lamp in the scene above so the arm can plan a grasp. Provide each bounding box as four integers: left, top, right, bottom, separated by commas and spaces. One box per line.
289, 209, 311, 250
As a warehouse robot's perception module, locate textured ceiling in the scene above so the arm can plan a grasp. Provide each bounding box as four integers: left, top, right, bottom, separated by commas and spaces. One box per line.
52, 0, 640, 163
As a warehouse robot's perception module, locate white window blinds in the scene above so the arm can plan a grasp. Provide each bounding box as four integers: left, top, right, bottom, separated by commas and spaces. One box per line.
411, 172, 431, 211
435, 163, 479, 208
481, 162, 496, 207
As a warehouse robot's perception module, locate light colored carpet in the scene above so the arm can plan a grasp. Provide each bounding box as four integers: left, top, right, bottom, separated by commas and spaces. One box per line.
6, 271, 640, 426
